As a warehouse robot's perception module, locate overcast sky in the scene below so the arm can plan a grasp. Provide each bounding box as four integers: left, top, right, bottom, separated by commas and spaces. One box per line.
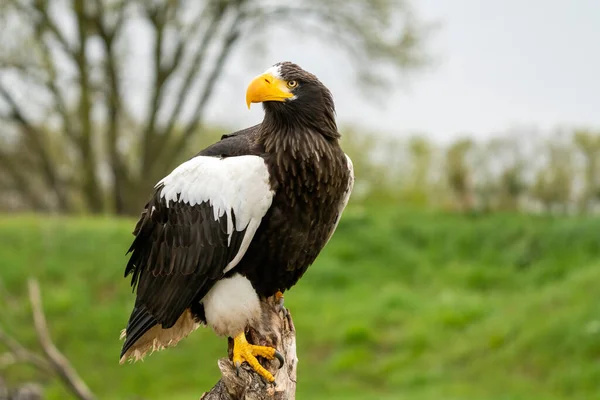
204, 0, 600, 142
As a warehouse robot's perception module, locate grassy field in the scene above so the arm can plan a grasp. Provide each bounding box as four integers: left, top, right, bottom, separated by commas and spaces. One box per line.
1, 206, 600, 400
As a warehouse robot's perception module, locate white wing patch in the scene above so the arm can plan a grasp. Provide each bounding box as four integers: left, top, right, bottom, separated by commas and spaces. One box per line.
156, 155, 274, 273
326, 154, 354, 245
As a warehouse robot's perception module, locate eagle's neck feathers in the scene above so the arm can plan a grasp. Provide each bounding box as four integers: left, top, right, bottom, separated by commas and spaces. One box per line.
260, 99, 340, 141
256, 110, 348, 211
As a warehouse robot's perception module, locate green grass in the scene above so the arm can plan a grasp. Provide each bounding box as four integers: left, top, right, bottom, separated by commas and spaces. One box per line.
1, 206, 600, 399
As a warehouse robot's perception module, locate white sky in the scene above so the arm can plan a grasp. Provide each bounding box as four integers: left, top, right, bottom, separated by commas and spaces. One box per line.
205, 0, 600, 142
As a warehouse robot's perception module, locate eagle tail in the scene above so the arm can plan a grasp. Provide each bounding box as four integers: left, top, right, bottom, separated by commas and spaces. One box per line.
120, 305, 157, 362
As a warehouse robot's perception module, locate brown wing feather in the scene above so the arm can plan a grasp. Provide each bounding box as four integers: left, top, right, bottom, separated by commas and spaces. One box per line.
126, 192, 247, 316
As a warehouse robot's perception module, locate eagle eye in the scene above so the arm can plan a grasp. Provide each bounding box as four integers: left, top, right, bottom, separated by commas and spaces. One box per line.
286, 80, 298, 89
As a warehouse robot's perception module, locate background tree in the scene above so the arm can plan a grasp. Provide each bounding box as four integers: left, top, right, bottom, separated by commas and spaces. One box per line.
573, 129, 600, 214
444, 137, 474, 212
476, 136, 528, 212
400, 135, 434, 206
0, 0, 430, 215
530, 133, 575, 214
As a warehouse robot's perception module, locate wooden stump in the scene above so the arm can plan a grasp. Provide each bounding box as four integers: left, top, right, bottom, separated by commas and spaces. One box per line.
200, 296, 298, 400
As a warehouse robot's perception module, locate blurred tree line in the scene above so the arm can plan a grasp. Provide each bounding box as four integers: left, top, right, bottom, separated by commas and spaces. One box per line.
1, 1, 596, 217
341, 126, 600, 215
0, 0, 428, 215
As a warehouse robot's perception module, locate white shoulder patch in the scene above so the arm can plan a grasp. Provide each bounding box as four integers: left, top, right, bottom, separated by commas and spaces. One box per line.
341, 154, 354, 212
157, 155, 274, 273
325, 154, 354, 245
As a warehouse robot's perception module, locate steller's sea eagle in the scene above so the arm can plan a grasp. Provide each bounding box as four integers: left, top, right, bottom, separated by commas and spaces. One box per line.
119, 62, 354, 382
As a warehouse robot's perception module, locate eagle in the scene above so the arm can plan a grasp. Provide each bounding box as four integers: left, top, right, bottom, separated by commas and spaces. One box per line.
119, 62, 354, 382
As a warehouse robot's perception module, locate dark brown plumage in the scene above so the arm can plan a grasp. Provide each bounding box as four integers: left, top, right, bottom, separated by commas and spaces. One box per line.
120, 62, 354, 373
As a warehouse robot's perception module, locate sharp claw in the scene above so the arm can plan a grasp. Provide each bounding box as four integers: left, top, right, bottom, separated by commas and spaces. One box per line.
235, 361, 241, 377
274, 350, 285, 369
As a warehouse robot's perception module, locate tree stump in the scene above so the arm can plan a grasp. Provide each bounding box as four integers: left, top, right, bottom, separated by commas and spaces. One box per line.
200, 296, 298, 400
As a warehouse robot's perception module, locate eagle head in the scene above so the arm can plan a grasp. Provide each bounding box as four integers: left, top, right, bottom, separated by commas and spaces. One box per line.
246, 62, 337, 136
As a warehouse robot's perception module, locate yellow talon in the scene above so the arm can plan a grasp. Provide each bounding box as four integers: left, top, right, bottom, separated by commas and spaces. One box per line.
232, 332, 284, 382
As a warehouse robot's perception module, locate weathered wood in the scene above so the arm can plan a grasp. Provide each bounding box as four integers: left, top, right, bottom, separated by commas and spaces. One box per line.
200, 296, 298, 400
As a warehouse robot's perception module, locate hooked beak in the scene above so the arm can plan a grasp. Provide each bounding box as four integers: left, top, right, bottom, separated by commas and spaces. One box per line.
246, 73, 293, 109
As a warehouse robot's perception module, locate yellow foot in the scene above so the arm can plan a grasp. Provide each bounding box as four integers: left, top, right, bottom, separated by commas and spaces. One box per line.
232, 332, 284, 382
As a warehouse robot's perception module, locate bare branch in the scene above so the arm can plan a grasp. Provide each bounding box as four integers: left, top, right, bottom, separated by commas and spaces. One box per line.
0, 59, 73, 144
28, 280, 96, 400
2, 3, 79, 146
244, 4, 428, 88
31, 0, 75, 57
94, 0, 130, 213
73, 0, 102, 213
160, 4, 246, 168
0, 148, 48, 210
0, 59, 44, 79
139, 1, 171, 170
150, 2, 237, 168
36, 40, 79, 145
94, 0, 127, 42
0, 328, 51, 373
165, 1, 218, 76
0, 83, 70, 211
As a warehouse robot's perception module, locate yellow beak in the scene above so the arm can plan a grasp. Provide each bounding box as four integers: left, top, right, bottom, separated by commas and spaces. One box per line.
246, 73, 293, 109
